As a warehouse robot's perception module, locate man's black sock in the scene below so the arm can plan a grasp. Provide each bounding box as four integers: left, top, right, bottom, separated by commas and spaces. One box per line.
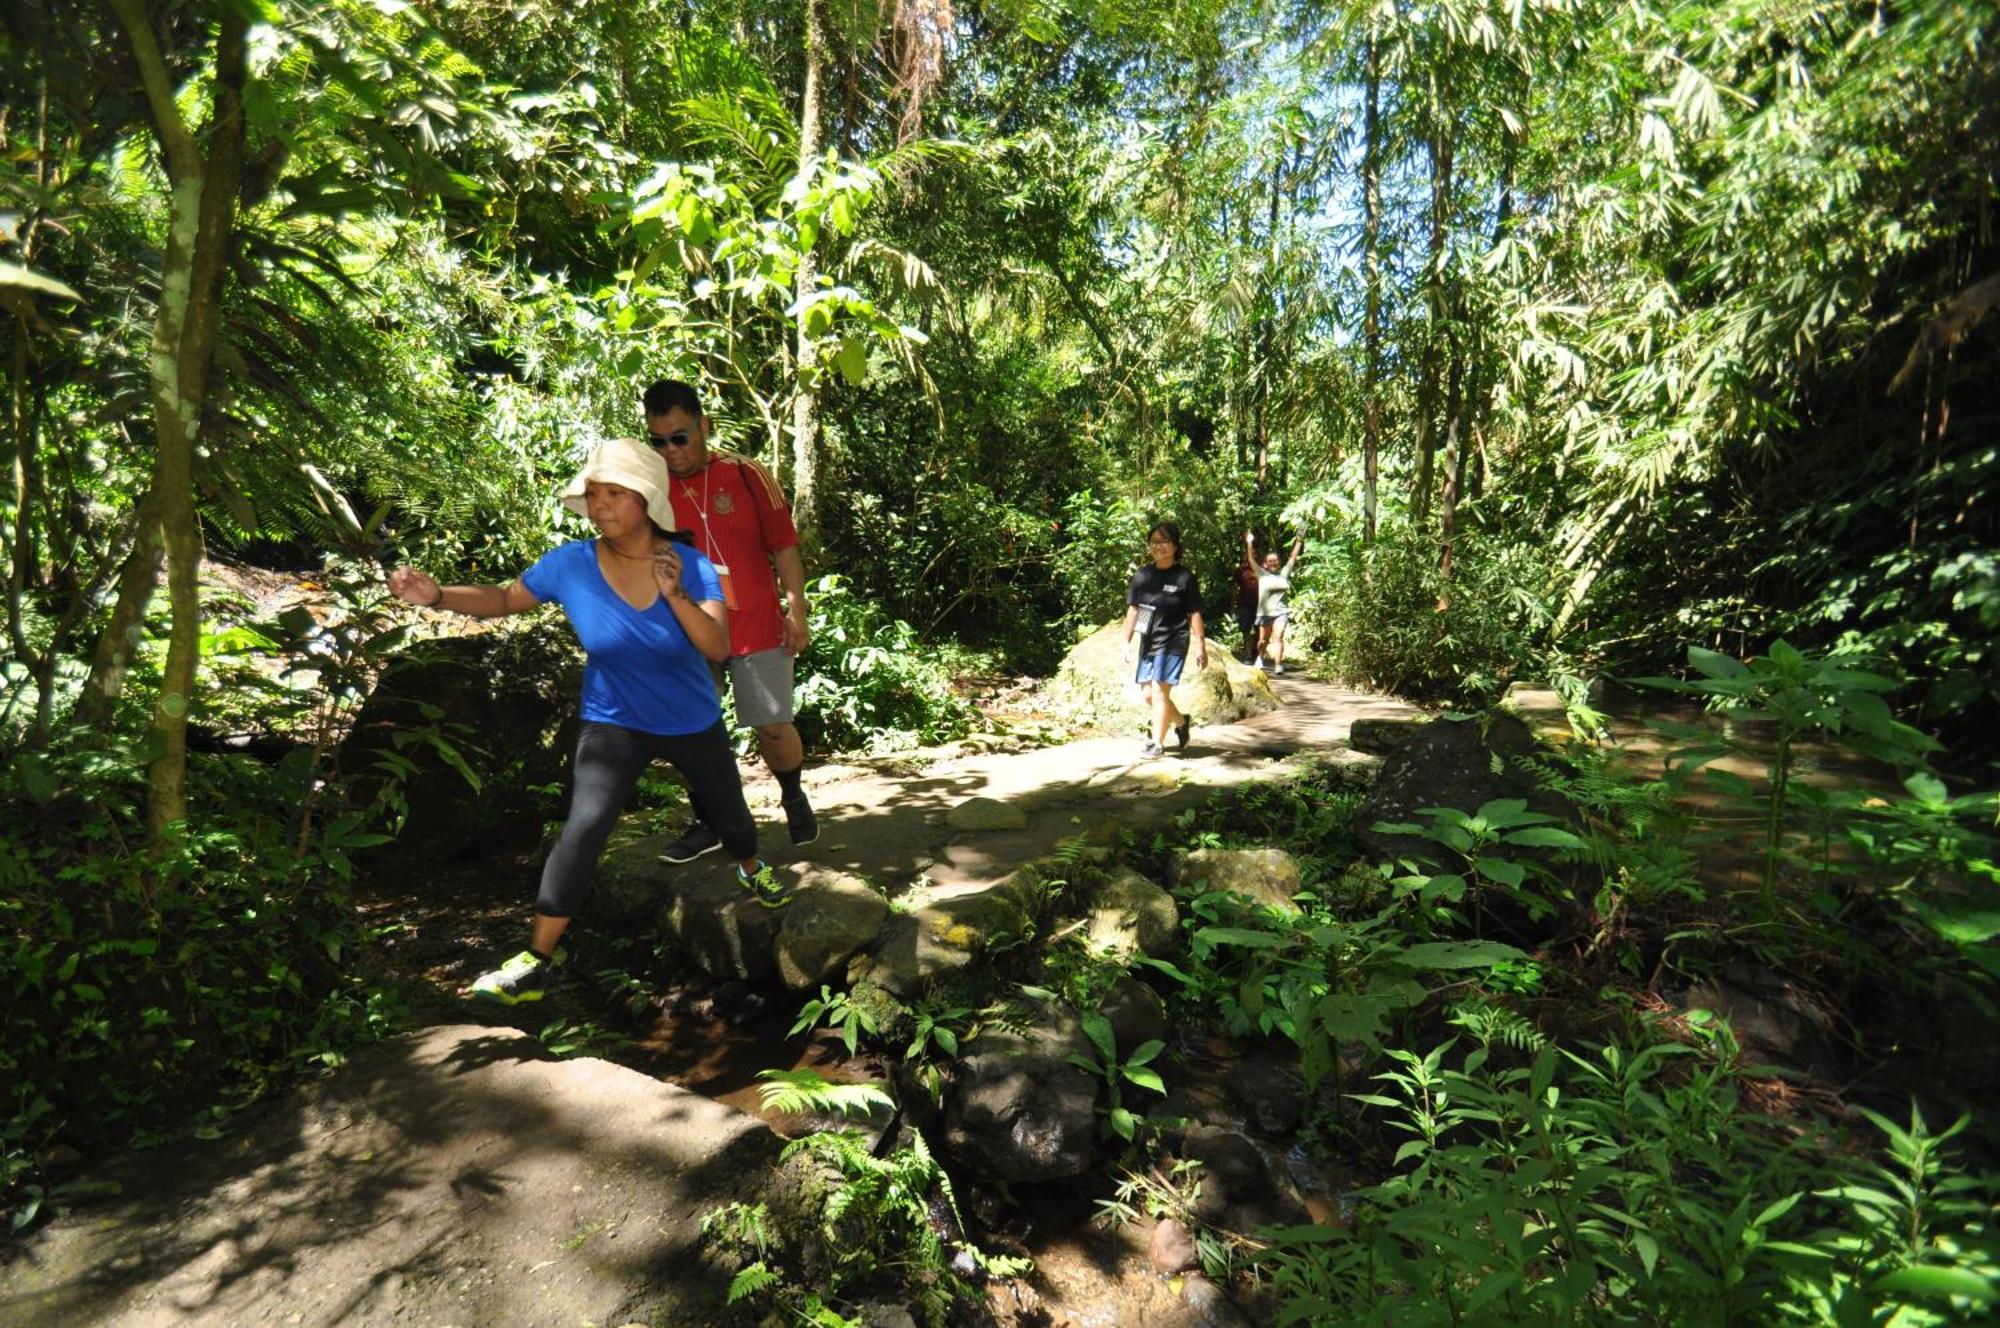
774, 763, 806, 797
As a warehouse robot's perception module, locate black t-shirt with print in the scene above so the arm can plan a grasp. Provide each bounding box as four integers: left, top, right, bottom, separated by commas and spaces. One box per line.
1127, 563, 1201, 655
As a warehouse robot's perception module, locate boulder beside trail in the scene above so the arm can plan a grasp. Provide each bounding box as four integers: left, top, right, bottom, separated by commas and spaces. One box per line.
339, 625, 581, 859
0, 1025, 779, 1328
1046, 620, 1279, 733
1353, 711, 1560, 863
1173, 847, 1306, 914
851, 869, 1048, 997
775, 869, 892, 990
656, 870, 787, 983
944, 1050, 1100, 1183
1086, 869, 1181, 959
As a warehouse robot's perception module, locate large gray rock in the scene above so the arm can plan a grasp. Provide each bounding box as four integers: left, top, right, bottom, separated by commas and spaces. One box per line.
1680, 959, 1842, 1079
1086, 869, 1180, 959
1098, 977, 1168, 1052
0, 1025, 778, 1328
1347, 717, 1424, 755
338, 626, 581, 859
1045, 620, 1280, 732
851, 871, 1048, 997
656, 870, 786, 982
775, 870, 891, 990
1354, 711, 1557, 863
943, 1051, 1100, 1183
1173, 848, 1305, 914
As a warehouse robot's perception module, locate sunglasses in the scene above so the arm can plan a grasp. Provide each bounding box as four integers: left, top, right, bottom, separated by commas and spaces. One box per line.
648, 429, 698, 449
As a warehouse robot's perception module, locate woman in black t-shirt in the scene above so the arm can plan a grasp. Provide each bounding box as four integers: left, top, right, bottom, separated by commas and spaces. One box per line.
1120, 521, 1208, 758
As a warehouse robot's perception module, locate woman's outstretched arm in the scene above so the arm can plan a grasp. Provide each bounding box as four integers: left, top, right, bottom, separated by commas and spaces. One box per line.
387, 566, 538, 618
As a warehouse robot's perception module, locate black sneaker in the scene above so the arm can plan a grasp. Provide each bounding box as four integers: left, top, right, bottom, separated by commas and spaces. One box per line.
736, 862, 791, 909
661, 821, 723, 863
782, 788, 819, 846
1140, 741, 1163, 759
468, 949, 553, 1006
1174, 717, 1190, 751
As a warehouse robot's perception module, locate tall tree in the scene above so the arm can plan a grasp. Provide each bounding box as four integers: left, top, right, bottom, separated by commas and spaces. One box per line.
1360, 29, 1383, 544
790, 0, 829, 534
106, 0, 249, 838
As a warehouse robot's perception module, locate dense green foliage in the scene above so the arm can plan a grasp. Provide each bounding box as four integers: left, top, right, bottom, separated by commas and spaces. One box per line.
4, 1, 1999, 1321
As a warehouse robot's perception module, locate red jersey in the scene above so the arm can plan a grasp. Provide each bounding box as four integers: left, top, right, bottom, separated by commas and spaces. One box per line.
663, 451, 799, 657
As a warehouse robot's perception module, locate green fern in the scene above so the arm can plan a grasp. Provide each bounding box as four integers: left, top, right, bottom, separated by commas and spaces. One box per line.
754, 1068, 893, 1119
1449, 999, 1550, 1052
726, 1262, 780, 1305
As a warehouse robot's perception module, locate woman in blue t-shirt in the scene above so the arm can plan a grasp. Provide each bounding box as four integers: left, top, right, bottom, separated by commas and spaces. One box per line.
1120, 520, 1208, 758
386, 437, 783, 1007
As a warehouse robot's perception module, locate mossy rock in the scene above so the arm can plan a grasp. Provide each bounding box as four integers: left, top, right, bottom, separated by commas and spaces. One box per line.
340, 623, 581, 859
1045, 620, 1279, 732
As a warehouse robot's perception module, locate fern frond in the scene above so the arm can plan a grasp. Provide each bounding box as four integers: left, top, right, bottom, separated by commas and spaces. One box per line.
726, 1262, 780, 1304
756, 1068, 894, 1119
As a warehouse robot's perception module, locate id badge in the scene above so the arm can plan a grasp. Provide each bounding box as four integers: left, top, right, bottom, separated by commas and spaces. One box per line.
712, 562, 739, 612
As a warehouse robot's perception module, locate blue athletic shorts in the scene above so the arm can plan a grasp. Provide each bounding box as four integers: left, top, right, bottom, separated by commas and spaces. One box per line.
1136, 651, 1186, 684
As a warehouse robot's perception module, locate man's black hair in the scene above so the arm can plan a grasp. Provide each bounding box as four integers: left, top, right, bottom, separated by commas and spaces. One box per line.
643, 379, 704, 419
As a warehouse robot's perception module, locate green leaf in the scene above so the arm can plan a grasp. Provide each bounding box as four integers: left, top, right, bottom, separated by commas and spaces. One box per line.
0, 260, 82, 302
1870, 1265, 1998, 1303
1397, 940, 1529, 970
1315, 993, 1389, 1044
1080, 1009, 1116, 1062
834, 335, 868, 385
1504, 827, 1584, 851
14, 752, 56, 804
1688, 646, 1748, 679
1123, 1066, 1165, 1093
1196, 926, 1288, 949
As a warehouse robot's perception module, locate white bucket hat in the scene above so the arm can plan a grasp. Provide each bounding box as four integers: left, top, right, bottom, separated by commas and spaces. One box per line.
560, 438, 688, 534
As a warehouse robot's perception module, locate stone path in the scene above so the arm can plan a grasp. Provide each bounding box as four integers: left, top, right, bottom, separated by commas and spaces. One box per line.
597, 675, 1426, 995
0, 675, 1425, 1328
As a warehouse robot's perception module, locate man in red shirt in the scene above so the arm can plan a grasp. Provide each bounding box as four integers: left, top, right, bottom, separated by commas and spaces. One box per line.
643, 380, 818, 852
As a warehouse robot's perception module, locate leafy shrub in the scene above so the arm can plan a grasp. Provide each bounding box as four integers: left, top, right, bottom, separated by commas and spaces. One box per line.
1, 729, 394, 1227
1266, 1024, 2000, 1326
793, 574, 978, 753
1293, 521, 1550, 702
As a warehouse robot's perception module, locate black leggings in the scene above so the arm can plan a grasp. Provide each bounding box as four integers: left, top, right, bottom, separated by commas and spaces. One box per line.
536, 720, 758, 918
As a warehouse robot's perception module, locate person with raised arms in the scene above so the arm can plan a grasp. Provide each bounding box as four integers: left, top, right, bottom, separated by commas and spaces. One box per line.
386, 437, 786, 1007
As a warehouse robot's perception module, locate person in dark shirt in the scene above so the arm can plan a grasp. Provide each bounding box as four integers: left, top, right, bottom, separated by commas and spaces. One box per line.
1120, 521, 1208, 758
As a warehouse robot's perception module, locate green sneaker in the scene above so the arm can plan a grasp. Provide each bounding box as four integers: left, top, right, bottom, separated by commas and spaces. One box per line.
469, 949, 554, 1005
735, 862, 791, 910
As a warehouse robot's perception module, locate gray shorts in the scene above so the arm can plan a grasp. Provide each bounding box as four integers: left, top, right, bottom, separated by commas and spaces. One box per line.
713, 646, 795, 728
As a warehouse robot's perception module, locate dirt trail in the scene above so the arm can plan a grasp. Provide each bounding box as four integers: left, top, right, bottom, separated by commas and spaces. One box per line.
1, 675, 1423, 1328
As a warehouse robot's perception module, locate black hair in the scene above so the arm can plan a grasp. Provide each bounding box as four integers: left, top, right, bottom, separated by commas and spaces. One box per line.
643, 379, 703, 420
648, 519, 698, 546
1147, 520, 1183, 564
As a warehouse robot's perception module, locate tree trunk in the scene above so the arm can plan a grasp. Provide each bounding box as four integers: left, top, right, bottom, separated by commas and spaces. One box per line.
1435, 335, 1469, 602
77, 485, 163, 728
1361, 35, 1382, 546
1411, 129, 1453, 523
109, 1, 248, 839
1440, 158, 1514, 598
1253, 147, 1281, 490
789, 0, 827, 539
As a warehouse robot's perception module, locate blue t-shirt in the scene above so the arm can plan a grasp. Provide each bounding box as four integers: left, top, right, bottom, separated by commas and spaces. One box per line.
520, 539, 726, 737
